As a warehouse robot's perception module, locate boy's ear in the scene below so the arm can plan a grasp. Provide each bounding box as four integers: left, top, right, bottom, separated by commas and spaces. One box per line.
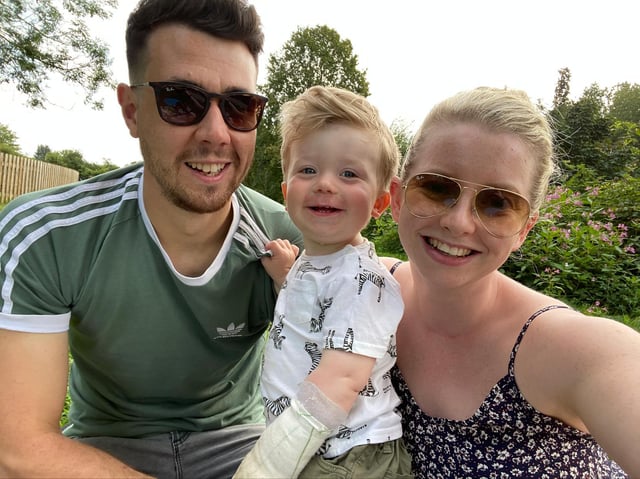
371, 191, 391, 219
281, 182, 288, 203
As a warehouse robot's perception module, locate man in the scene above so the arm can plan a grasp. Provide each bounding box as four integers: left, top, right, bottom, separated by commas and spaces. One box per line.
0, 1, 301, 477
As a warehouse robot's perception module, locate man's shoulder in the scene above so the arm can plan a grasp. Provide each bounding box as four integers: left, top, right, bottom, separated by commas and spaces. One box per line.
1, 163, 142, 210
235, 184, 284, 212
0, 164, 143, 237
234, 184, 302, 247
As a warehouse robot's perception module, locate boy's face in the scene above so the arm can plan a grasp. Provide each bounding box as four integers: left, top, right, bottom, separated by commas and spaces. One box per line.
282, 123, 390, 256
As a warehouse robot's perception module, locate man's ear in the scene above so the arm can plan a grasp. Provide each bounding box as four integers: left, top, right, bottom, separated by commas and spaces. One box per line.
117, 83, 140, 139
371, 191, 391, 219
389, 176, 403, 222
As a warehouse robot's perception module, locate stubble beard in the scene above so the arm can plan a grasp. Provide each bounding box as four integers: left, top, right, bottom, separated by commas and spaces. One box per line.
141, 141, 248, 214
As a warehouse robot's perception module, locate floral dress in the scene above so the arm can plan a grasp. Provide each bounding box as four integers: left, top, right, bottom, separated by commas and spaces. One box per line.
392, 305, 628, 478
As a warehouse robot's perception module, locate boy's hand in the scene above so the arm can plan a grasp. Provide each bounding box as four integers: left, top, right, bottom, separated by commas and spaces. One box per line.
261, 239, 299, 290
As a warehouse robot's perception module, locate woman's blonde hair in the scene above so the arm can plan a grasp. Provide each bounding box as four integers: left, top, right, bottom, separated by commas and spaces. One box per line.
401, 87, 557, 213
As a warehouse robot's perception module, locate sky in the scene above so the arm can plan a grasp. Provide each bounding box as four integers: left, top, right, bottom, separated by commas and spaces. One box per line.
1, 0, 639, 167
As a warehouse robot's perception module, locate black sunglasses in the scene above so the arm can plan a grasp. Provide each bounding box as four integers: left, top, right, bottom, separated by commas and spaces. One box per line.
403, 173, 532, 238
130, 81, 268, 131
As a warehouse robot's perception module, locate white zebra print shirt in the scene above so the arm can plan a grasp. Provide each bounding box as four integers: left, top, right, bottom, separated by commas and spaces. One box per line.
260, 240, 405, 459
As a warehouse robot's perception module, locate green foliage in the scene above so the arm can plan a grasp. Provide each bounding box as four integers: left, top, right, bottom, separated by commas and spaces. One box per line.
362, 120, 413, 258
0, 123, 21, 154
34, 144, 51, 161
501, 177, 639, 317
60, 386, 71, 428
0, 0, 117, 109
44, 149, 118, 180
364, 210, 405, 260
549, 70, 640, 180
60, 353, 73, 428
245, 25, 371, 202
390, 119, 414, 160
610, 82, 640, 124
260, 25, 370, 130
552, 67, 571, 108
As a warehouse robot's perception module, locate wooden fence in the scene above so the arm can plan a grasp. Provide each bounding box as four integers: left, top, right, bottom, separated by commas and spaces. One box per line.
0, 153, 79, 203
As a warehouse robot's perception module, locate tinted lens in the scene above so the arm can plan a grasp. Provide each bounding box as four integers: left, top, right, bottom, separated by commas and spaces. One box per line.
404, 173, 530, 237
404, 174, 461, 217
156, 84, 208, 126
475, 188, 530, 237
146, 82, 266, 130
221, 93, 266, 131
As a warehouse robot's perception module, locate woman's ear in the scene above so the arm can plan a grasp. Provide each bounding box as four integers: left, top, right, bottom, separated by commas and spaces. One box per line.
511, 212, 538, 252
389, 176, 404, 222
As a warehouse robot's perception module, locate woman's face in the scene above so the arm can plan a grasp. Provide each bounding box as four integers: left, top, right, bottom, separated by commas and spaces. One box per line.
391, 121, 538, 289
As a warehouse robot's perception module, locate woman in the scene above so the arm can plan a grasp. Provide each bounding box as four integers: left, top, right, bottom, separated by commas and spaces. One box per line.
386, 87, 639, 478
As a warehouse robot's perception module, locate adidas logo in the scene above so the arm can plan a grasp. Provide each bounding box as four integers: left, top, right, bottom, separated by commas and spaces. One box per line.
214, 322, 245, 339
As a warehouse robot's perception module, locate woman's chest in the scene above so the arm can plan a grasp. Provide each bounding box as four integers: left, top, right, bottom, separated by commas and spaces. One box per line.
396, 323, 513, 421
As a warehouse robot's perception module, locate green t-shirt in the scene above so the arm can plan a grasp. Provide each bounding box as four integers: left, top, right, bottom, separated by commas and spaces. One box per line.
0, 163, 302, 438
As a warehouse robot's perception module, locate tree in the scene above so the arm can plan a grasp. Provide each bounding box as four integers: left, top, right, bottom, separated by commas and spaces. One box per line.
550, 80, 618, 179
34, 144, 51, 161
0, 123, 21, 155
245, 25, 370, 201
361, 120, 414, 257
553, 67, 571, 109
390, 119, 414, 160
0, 0, 117, 109
45, 149, 117, 180
609, 82, 640, 124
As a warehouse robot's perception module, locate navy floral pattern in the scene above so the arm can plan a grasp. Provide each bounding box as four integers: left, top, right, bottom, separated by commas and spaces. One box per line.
392, 305, 628, 478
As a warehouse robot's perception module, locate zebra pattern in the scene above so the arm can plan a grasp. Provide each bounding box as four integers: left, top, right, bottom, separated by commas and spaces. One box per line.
310, 297, 333, 332
334, 423, 367, 440
324, 328, 355, 352
325, 329, 336, 350
295, 261, 331, 279
270, 314, 286, 350
304, 341, 321, 374
343, 327, 354, 352
359, 378, 378, 397
354, 268, 386, 303
263, 395, 291, 418
387, 336, 397, 357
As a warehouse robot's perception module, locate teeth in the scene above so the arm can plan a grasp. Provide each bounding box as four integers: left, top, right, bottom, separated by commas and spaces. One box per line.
187, 162, 225, 175
428, 238, 471, 257
313, 206, 337, 212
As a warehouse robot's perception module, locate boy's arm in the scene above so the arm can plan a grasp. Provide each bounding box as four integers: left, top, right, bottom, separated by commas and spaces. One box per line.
234, 349, 376, 479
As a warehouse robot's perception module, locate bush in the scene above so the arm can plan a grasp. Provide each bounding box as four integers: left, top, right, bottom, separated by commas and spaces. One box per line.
502, 177, 639, 317
364, 210, 406, 260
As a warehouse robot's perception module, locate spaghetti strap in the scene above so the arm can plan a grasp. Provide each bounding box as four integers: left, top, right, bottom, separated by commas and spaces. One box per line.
389, 261, 403, 275
507, 305, 571, 375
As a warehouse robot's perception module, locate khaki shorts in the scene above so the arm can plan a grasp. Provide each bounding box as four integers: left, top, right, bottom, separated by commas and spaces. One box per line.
300, 437, 414, 478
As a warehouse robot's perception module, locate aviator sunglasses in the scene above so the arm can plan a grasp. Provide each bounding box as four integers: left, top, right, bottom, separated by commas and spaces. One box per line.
403, 173, 532, 238
130, 81, 268, 131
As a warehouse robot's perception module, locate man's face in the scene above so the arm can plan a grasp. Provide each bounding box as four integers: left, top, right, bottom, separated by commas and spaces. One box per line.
120, 24, 260, 214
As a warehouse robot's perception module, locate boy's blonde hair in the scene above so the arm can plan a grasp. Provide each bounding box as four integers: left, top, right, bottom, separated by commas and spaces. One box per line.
280, 86, 400, 190
402, 87, 557, 213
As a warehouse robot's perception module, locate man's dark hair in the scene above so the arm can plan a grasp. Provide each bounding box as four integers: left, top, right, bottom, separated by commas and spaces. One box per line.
126, 0, 264, 79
